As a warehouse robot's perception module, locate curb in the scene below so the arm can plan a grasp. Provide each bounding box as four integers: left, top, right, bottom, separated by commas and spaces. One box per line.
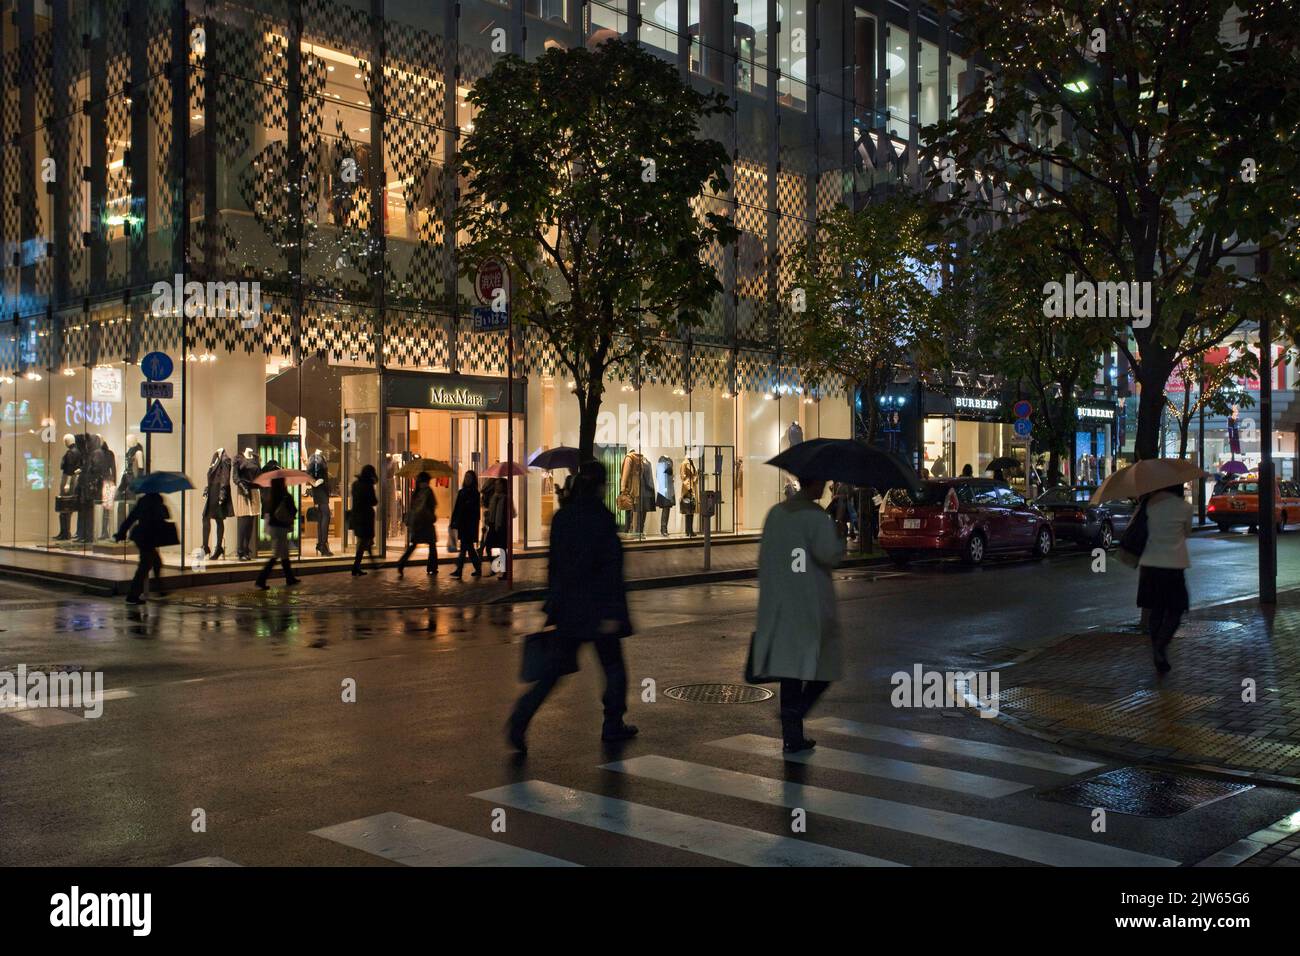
970, 584, 1300, 791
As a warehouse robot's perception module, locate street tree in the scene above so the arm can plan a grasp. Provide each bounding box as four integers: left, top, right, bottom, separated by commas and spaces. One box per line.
786, 193, 942, 445
1165, 344, 1257, 460
457, 39, 737, 460
927, 0, 1300, 459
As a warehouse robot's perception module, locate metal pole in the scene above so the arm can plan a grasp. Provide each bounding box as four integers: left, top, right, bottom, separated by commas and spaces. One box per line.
1197, 382, 1206, 524
505, 305, 514, 586
1259, 251, 1276, 604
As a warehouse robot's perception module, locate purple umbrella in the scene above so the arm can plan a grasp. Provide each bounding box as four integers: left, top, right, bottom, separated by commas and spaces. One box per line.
1220, 460, 1248, 475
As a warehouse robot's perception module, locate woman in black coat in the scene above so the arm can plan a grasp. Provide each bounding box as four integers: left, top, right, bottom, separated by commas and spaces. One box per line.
115, 492, 171, 604
397, 471, 438, 577
449, 470, 482, 578
256, 477, 300, 589
349, 464, 379, 576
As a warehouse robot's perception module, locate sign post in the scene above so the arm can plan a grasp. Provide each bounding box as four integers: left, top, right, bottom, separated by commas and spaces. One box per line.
1013, 401, 1034, 498
139, 351, 175, 473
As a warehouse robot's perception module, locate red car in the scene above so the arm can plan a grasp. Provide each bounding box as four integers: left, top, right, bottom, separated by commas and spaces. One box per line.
880, 478, 1054, 566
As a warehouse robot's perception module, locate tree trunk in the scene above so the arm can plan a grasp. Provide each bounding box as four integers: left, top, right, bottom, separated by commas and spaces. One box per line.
576, 378, 605, 463
1135, 374, 1169, 460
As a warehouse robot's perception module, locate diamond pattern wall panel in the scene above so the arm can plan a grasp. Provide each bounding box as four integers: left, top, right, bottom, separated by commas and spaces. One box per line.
103, 0, 131, 286
381, 308, 450, 371
522, 325, 561, 377
302, 299, 376, 366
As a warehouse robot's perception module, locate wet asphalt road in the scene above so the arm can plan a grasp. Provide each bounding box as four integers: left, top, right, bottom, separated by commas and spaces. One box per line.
2, 528, 1298, 868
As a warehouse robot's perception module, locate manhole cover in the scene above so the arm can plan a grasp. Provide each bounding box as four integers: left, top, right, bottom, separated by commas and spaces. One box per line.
1037, 767, 1253, 817
663, 683, 773, 704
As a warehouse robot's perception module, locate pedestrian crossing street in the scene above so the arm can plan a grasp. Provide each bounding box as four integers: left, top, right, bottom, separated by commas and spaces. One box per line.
173, 719, 1196, 868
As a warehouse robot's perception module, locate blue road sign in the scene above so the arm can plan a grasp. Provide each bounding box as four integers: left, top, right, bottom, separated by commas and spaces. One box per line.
1013, 418, 1032, 438
140, 381, 174, 399
140, 399, 173, 434
141, 351, 174, 382
1013, 399, 1032, 419
472, 305, 509, 333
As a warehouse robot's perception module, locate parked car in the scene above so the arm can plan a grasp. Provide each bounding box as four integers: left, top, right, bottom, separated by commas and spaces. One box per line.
1034, 486, 1136, 550
879, 477, 1054, 566
1208, 476, 1300, 533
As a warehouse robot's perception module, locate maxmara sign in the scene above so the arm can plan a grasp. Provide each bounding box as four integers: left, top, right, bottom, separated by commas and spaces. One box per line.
383, 372, 524, 414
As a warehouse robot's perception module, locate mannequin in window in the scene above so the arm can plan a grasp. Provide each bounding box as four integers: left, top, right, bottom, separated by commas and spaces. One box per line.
74, 434, 99, 543
203, 448, 233, 560
786, 421, 803, 448
620, 451, 651, 533
54, 433, 82, 541
679, 455, 698, 537
94, 433, 118, 539
233, 448, 261, 561
655, 455, 675, 536
306, 448, 333, 556
116, 433, 144, 529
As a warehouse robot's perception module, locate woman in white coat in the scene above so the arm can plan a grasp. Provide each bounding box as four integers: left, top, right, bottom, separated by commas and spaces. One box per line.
749, 476, 844, 752
1137, 483, 1193, 673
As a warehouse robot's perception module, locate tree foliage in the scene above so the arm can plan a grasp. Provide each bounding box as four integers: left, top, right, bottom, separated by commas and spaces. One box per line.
457, 39, 738, 458
927, 0, 1300, 459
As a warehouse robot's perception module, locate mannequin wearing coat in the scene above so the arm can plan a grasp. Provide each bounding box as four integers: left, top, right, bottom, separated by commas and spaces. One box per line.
203, 448, 234, 559
619, 451, 653, 533
655, 456, 675, 536
679, 456, 699, 537
232, 449, 262, 560
54, 434, 82, 540
306, 449, 333, 556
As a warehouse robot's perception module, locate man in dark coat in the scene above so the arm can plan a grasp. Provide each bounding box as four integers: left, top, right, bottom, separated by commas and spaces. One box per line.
507, 458, 636, 752
115, 492, 171, 604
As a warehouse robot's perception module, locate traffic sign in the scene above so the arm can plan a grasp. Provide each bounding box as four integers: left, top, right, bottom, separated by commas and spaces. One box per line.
472, 305, 509, 333
1013, 400, 1033, 419
140, 400, 173, 434
1014, 418, 1033, 437
141, 351, 173, 382
140, 381, 174, 400
475, 258, 508, 306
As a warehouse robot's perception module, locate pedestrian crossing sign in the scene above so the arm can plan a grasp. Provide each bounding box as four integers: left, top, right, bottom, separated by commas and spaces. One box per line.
140, 399, 173, 433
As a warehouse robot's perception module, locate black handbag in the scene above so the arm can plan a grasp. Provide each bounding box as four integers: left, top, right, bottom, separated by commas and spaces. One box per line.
55, 494, 77, 513
520, 628, 579, 683
1117, 500, 1148, 568
306, 506, 321, 523
744, 631, 773, 684
156, 520, 181, 548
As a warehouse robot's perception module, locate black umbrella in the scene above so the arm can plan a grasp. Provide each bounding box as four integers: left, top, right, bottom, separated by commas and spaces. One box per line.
766, 438, 919, 494
985, 456, 1020, 473
528, 446, 581, 472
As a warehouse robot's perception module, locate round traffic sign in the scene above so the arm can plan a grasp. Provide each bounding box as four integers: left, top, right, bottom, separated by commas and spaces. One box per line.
475, 258, 508, 306
1013, 400, 1032, 419
1014, 418, 1033, 437
141, 351, 174, 382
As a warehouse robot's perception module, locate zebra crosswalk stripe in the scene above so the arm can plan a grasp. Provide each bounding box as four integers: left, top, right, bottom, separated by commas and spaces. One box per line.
171, 857, 242, 867
474, 780, 904, 867
807, 717, 1105, 775
311, 811, 578, 867
708, 734, 1033, 798
603, 755, 1177, 867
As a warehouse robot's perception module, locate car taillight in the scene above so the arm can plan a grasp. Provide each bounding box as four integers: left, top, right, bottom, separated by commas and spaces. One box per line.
944, 489, 959, 513
1207, 502, 1217, 513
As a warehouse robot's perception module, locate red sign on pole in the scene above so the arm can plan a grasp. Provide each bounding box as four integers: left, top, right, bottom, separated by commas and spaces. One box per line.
475, 258, 507, 306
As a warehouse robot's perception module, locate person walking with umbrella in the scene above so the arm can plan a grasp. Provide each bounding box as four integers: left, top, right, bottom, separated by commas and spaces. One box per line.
449, 470, 482, 579
507, 459, 636, 752
256, 474, 300, 589
1138, 482, 1193, 673
749, 471, 844, 752
1092, 458, 1202, 674
397, 470, 437, 577
349, 464, 379, 576
115, 491, 172, 604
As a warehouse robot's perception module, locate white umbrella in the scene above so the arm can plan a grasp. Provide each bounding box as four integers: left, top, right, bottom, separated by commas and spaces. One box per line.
1089, 459, 1210, 505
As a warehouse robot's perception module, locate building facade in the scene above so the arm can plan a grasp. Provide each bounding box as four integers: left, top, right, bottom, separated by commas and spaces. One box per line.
1, 0, 970, 570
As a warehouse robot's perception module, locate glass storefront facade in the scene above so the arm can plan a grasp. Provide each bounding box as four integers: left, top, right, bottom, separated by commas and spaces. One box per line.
0, 0, 963, 574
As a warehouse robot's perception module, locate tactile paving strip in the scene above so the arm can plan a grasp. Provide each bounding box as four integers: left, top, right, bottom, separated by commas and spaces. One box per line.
1037, 766, 1254, 817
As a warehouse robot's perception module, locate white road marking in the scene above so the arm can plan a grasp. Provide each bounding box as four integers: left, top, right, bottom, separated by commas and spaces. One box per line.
474, 780, 903, 867
602, 756, 1177, 867
172, 857, 242, 867
311, 811, 578, 867
807, 718, 1104, 774
708, 734, 1032, 798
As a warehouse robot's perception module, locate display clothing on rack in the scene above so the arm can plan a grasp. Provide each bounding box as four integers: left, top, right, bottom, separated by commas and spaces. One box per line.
679, 456, 699, 537
92, 439, 117, 539
306, 451, 333, 555
233, 452, 262, 560
202, 449, 233, 558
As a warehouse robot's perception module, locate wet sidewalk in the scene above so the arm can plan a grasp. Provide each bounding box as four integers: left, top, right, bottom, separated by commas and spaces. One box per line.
992, 590, 1300, 785
158, 538, 884, 610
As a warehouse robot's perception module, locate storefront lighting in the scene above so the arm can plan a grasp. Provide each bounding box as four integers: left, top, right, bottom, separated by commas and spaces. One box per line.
721, 390, 733, 399
672, 387, 686, 396
62, 367, 77, 376
566, 380, 577, 392
621, 383, 635, 392
0, 375, 14, 385
24, 370, 42, 381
